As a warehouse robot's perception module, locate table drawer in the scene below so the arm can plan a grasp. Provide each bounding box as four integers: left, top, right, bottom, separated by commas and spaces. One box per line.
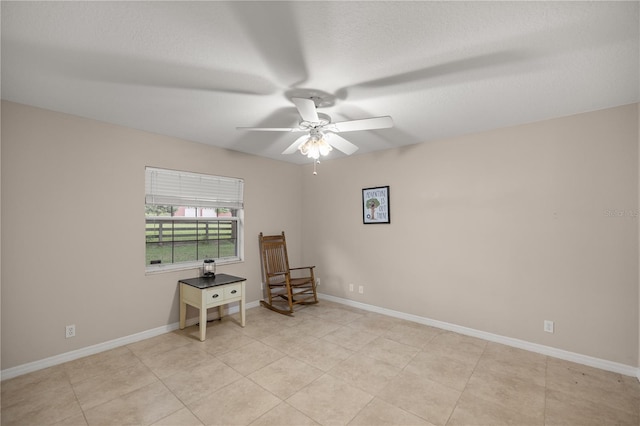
204, 288, 224, 306
224, 283, 242, 299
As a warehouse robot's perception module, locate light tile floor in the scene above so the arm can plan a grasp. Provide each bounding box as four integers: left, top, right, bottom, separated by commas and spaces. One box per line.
2, 301, 639, 425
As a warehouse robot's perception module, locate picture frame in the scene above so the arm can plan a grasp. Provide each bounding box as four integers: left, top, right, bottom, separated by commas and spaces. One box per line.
362, 186, 390, 224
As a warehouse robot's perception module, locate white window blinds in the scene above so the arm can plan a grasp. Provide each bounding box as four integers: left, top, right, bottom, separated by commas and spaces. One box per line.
145, 167, 244, 209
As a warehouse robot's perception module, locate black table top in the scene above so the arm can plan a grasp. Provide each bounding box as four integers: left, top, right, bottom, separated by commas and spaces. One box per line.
179, 273, 246, 289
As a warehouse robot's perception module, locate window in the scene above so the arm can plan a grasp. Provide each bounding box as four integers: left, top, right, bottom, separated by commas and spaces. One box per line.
145, 167, 244, 271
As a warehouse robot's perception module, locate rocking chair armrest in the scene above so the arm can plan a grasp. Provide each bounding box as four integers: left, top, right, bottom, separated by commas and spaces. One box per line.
290, 266, 315, 271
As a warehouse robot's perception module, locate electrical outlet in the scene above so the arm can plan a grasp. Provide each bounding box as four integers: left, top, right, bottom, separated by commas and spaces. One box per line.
349, 283, 354, 292
358, 285, 364, 294
543, 320, 554, 333
65, 324, 76, 338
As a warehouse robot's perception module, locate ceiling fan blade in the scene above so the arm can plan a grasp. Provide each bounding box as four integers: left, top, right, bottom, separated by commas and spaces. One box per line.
236, 127, 302, 132
229, 2, 308, 88
332, 116, 394, 132
282, 135, 309, 154
292, 97, 319, 122
335, 51, 524, 101
325, 133, 359, 155
5, 40, 277, 96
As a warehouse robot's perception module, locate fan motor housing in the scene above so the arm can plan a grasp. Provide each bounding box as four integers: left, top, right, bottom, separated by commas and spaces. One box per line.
300, 113, 331, 129
285, 88, 336, 108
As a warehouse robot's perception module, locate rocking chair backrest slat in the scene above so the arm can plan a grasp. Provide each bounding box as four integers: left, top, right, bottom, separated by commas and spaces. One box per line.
260, 232, 290, 277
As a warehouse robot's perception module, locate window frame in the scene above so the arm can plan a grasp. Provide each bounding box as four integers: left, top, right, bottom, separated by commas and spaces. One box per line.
144, 167, 244, 274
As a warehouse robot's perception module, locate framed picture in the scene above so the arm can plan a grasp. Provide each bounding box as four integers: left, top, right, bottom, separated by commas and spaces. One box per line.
362, 186, 390, 224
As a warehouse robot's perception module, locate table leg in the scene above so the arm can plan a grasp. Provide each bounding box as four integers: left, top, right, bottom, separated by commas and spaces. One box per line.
218, 305, 224, 320
179, 285, 186, 330
240, 282, 246, 327
199, 307, 207, 341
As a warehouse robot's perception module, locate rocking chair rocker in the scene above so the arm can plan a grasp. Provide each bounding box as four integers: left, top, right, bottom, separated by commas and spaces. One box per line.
259, 232, 318, 315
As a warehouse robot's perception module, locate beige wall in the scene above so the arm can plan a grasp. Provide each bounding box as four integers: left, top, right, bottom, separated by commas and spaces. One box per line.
1, 101, 304, 369
2, 101, 639, 371
301, 104, 639, 367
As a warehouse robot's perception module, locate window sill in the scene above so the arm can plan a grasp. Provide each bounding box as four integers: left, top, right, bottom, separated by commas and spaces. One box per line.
145, 258, 242, 275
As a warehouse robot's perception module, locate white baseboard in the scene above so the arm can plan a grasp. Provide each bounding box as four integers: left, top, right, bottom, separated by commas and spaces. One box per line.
2, 296, 637, 381
318, 293, 640, 379
1, 300, 260, 381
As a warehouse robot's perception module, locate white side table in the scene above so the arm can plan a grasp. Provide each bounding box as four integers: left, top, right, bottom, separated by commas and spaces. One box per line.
179, 274, 246, 341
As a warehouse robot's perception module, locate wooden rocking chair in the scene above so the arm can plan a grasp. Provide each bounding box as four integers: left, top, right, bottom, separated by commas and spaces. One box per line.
259, 232, 318, 315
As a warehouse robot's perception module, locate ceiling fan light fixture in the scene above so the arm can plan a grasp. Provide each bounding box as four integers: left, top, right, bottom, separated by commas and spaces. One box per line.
318, 139, 332, 156
298, 132, 332, 160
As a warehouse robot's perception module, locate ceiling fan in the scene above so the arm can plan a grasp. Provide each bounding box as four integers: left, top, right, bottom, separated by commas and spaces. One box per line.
236, 96, 393, 161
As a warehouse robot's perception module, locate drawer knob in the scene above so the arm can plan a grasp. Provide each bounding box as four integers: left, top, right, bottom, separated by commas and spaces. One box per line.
231, 290, 237, 294
212, 294, 219, 298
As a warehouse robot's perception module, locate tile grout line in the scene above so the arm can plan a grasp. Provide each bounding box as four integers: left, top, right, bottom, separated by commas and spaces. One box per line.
127, 343, 196, 426
443, 339, 489, 426
543, 353, 549, 425
66, 368, 91, 426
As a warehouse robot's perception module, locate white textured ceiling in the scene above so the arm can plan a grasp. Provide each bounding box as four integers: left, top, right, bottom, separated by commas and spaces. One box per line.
2, 1, 638, 164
